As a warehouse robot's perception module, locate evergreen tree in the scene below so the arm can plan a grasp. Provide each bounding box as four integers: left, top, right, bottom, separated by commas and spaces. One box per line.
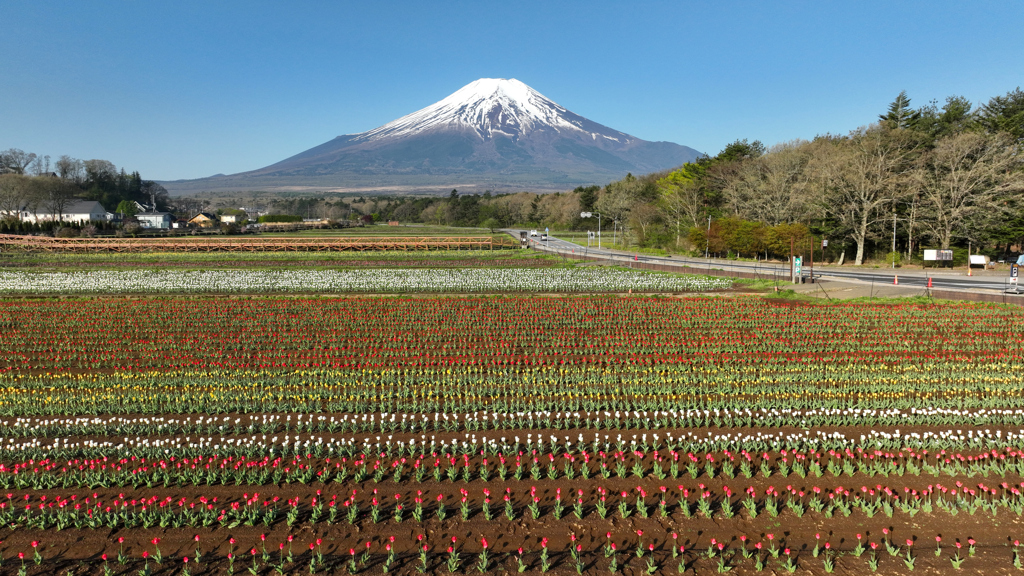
915, 96, 974, 139
716, 139, 766, 162
880, 90, 922, 129
977, 87, 1024, 140
574, 185, 599, 212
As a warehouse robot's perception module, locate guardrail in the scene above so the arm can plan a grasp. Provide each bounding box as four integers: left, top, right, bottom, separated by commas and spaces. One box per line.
526, 234, 1024, 307
532, 240, 788, 282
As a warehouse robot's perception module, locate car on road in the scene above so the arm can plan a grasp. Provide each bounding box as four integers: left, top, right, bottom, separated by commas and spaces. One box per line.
540, 233, 548, 241
529, 230, 538, 237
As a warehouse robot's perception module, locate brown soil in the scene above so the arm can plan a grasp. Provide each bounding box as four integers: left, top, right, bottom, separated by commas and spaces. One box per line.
0, 422, 1019, 574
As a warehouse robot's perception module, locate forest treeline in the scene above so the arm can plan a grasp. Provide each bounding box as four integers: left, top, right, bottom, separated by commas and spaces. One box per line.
0, 152, 170, 221
332, 87, 1024, 264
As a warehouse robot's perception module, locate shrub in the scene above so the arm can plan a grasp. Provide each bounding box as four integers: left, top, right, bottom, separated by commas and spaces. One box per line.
884, 251, 902, 267
257, 215, 302, 223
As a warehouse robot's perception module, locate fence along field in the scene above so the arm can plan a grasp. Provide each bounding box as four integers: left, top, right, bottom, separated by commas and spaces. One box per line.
0, 234, 513, 253
0, 296, 1023, 574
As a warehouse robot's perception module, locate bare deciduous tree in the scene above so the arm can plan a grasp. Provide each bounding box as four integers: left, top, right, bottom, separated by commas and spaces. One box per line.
658, 174, 705, 247
83, 159, 117, 184
0, 174, 31, 217
0, 149, 37, 175
595, 180, 635, 244
41, 177, 79, 221
724, 141, 810, 226
807, 127, 918, 265
55, 156, 85, 184
627, 202, 663, 246
29, 155, 51, 176
918, 131, 1024, 249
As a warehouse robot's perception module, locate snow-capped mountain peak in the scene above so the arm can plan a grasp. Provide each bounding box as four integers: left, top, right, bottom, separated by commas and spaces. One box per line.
355, 78, 622, 142
161, 78, 703, 194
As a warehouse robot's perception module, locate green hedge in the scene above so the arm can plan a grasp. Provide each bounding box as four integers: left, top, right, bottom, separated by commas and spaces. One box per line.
257, 215, 302, 223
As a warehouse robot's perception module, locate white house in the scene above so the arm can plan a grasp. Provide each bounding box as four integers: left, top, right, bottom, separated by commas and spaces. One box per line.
62, 200, 108, 223
18, 200, 108, 224
136, 212, 174, 229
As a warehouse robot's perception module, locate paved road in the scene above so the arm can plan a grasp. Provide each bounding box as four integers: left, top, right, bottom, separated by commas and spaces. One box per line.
506, 229, 1021, 294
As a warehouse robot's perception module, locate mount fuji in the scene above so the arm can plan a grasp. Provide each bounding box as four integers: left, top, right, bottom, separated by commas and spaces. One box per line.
164, 79, 702, 193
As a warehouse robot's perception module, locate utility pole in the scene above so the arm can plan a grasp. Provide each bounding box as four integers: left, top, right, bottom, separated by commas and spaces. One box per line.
705, 216, 711, 259
808, 236, 814, 283
892, 210, 897, 269
968, 239, 972, 276
790, 237, 794, 282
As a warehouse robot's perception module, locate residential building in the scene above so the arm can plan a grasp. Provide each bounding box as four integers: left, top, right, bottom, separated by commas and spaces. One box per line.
136, 212, 174, 229
17, 200, 108, 224
188, 212, 219, 228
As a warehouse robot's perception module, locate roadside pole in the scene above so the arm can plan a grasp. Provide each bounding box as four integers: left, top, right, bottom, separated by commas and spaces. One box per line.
705, 216, 711, 259
968, 240, 972, 277
789, 237, 794, 283
808, 237, 814, 283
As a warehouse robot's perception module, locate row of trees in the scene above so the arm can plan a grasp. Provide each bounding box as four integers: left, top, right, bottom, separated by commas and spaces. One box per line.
653, 125, 1023, 264
683, 88, 1024, 264
0, 150, 170, 222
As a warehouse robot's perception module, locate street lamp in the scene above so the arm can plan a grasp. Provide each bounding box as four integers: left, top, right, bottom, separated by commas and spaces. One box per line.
580, 212, 601, 249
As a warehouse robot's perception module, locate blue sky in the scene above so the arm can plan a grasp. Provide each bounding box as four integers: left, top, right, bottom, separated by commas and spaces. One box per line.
2, 1, 1022, 181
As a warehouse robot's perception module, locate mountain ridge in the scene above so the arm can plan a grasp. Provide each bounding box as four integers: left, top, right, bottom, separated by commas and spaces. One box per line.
162, 79, 702, 194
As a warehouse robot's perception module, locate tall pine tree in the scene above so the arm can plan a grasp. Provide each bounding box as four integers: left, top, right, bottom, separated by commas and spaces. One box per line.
977, 87, 1024, 140
880, 90, 922, 129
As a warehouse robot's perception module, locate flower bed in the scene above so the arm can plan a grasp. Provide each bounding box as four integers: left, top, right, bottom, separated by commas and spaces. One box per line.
0, 296, 1020, 574
0, 268, 730, 294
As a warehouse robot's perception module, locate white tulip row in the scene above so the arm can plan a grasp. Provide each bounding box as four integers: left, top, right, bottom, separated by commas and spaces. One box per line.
0, 268, 731, 294
5, 405, 1023, 436
2, 426, 1021, 457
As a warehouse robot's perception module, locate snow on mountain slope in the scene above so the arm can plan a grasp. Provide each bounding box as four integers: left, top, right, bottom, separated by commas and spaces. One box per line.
161, 78, 702, 193
352, 78, 632, 143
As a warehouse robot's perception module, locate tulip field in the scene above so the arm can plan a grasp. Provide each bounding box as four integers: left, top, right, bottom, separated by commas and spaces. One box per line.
0, 295, 1023, 574
0, 268, 730, 295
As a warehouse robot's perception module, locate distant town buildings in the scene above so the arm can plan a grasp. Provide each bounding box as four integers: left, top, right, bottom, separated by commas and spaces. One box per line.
1, 199, 262, 231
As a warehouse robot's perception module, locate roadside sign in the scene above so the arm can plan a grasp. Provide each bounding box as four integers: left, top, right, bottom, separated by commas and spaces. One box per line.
925, 250, 954, 261
1012, 264, 1019, 278
545, 227, 549, 234
822, 239, 828, 248
969, 255, 990, 266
